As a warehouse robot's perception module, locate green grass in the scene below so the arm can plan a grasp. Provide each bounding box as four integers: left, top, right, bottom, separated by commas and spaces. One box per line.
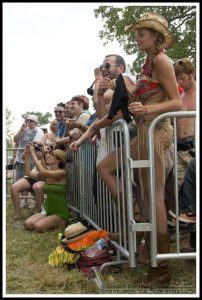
5, 196, 197, 295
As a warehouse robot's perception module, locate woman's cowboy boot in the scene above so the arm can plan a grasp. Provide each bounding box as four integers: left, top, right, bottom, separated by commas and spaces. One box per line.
146, 233, 171, 285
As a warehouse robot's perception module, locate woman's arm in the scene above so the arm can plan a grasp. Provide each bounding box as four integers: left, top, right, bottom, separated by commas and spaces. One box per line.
86, 111, 123, 143
28, 144, 66, 180
56, 136, 71, 145
24, 148, 39, 180
69, 124, 94, 151
41, 133, 48, 145
36, 149, 49, 170
128, 54, 182, 116
152, 54, 182, 112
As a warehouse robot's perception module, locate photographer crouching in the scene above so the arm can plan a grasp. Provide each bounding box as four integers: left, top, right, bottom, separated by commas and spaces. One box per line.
23, 143, 70, 232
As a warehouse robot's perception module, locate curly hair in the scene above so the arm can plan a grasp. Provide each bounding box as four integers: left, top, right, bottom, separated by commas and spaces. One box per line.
71, 95, 89, 110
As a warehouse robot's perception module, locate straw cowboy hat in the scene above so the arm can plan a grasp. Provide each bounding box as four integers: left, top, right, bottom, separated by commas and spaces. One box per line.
124, 12, 173, 49
53, 149, 67, 163
62, 222, 90, 244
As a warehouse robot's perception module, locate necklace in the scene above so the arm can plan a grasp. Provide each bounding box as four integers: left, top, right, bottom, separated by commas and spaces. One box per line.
142, 48, 164, 77
142, 56, 153, 77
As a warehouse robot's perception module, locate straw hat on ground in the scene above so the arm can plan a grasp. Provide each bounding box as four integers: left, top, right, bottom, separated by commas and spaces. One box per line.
62, 222, 90, 244
124, 12, 173, 49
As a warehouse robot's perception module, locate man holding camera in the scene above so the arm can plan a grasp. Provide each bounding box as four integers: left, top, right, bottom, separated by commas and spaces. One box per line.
12, 115, 44, 214
13, 114, 44, 181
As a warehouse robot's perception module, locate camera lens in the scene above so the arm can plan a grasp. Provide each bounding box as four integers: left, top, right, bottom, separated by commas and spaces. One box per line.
34, 144, 42, 152
87, 87, 94, 96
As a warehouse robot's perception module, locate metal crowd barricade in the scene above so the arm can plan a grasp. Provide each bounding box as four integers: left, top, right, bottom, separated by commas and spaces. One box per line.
147, 111, 196, 265
6, 111, 196, 269
6, 147, 35, 203
6, 148, 17, 198
67, 111, 196, 270
67, 120, 132, 268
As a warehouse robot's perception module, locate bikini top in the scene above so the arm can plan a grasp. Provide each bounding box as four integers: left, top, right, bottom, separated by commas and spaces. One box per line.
133, 79, 162, 100
132, 49, 164, 101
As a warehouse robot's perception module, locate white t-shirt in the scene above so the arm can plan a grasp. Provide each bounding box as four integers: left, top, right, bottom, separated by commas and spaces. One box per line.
15, 127, 44, 163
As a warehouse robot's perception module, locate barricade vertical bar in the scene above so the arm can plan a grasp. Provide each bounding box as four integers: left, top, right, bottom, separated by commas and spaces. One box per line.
148, 121, 158, 267
173, 117, 180, 253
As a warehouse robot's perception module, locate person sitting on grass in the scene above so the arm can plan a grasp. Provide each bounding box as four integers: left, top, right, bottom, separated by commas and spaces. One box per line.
24, 144, 69, 232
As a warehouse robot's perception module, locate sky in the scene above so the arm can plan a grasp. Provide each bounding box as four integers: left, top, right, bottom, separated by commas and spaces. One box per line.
3, 2, 138, 133
3, 2, 199, 133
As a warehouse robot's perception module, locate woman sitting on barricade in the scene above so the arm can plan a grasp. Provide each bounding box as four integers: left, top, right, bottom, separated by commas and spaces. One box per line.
24, 144, 70, 232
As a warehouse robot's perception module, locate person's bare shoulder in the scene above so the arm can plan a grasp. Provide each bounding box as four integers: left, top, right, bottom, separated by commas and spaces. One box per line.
123, 75, 136, 101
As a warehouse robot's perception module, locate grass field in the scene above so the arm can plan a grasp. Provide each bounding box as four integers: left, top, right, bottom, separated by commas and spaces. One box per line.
5, 196, 197, 296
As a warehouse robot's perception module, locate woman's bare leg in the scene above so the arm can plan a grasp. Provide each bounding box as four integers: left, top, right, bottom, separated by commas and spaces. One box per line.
97, 149, 121, 200
32, 181, 45, 212
33, 215, 65, 232
10, 178, 32, 220
24, 213, 46, 230
154, 152, 168, 234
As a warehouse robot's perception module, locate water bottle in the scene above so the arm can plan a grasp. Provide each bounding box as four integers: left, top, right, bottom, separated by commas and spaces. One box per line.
85, 238, 108, 257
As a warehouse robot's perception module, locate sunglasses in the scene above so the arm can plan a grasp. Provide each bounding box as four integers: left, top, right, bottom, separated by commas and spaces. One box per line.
173, 59, 188, 67
99, 63, 118, 71
26, 119, 35, 122
45, 151, 58, 158
54, 111, 64, 114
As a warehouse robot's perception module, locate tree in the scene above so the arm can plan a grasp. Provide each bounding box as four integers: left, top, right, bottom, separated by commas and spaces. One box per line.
94, 5, 196, 74
6, 108, 14, 148
21, 111, 53, 126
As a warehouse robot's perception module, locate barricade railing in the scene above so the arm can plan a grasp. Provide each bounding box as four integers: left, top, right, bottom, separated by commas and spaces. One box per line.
6, 111, 196, 270
67, 111, 196, 269
6, 147, 35, 202
147, 111, 196, 265
67, 120, 133, 268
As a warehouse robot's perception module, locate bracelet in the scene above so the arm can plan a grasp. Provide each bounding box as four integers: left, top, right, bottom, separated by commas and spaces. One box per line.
144, 105, 148, 115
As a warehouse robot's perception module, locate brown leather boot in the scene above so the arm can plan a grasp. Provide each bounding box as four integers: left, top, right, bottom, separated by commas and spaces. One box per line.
136, 232, 150, 265
146, 233, 171, 285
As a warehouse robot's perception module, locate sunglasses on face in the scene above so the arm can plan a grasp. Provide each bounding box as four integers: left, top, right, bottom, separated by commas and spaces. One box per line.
54, 111, 64, 114
99, 63, 118, 71
45, 151, 58, 158
26, 119, 35, 122
173, 59, 188, 67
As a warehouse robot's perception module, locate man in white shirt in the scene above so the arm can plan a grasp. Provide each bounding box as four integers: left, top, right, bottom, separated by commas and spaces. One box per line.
13, 114, 44, 180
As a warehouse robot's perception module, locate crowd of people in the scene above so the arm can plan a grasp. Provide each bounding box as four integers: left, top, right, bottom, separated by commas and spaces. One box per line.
9, 11, 196, 286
